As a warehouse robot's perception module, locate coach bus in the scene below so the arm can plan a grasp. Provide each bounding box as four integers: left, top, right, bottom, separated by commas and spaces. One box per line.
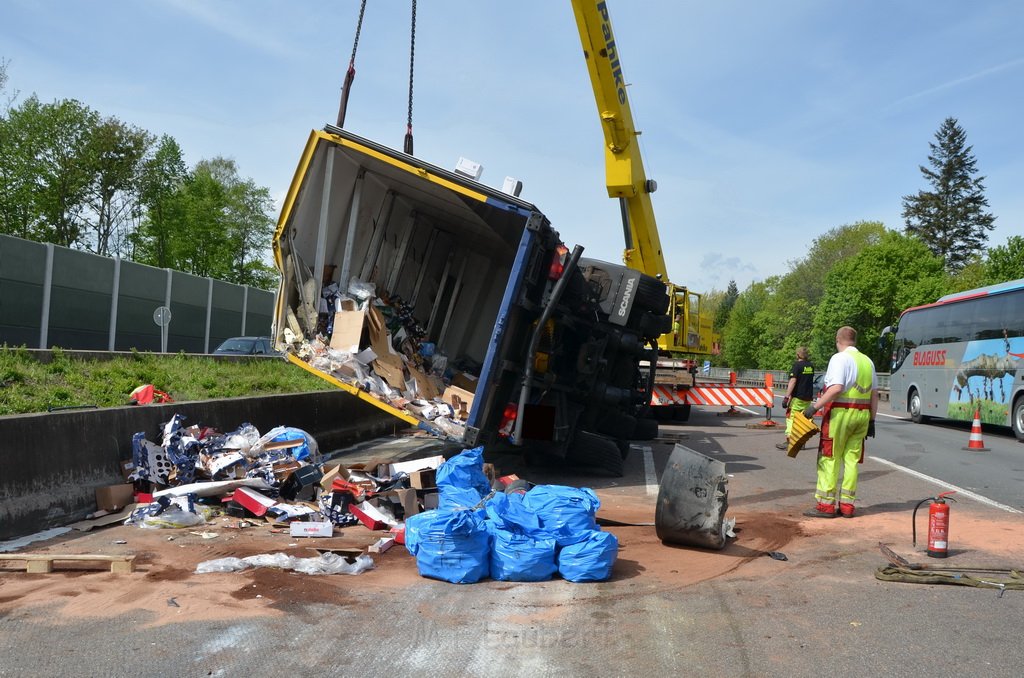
882, 277, 1024, 440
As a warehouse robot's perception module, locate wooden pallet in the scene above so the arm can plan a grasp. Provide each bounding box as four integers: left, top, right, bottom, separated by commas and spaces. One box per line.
0, 553, 136, 574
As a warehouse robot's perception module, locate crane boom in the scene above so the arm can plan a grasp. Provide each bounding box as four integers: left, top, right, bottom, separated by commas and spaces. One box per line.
570, 0, 668, 280
570, 0, 719, 359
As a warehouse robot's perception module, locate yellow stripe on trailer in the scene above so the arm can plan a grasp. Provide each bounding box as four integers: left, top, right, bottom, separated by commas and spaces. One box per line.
284, 354, 421, 427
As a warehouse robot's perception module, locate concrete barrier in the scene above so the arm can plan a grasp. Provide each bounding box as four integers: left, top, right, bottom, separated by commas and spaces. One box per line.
0, 391, 406, 540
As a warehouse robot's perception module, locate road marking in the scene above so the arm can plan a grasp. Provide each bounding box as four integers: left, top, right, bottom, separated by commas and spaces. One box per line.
869, 456, 1022, 514
641, 445, 658, 496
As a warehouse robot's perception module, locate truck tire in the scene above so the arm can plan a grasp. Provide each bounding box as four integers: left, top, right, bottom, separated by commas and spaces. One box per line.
595, 411, 636, 439
672, 404, 691, 422
566, 430, 624, 477
631, 274, 670, 316
633, 417, 659, 441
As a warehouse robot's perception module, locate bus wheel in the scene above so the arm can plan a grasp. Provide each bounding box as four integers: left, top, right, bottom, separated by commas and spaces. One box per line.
1012, 396, 1024, 442
909, 388, 929, 424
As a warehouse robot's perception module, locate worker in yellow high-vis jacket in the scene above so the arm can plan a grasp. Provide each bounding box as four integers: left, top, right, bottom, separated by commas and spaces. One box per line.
801, 326, 878, 518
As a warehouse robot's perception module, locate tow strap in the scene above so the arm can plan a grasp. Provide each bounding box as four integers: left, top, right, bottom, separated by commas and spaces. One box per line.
876, 543, 1023, 595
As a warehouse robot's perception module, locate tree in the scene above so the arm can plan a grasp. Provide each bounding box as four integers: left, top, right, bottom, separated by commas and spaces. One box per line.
132, 135, 187, 266
225, 176, 277, 289
902, 117, 995, 272
984, 235, 1024, 284
781, 221, 885, 308
722, 280, 774, 369
714, 280, 738, 331
2, 96, 100, 247
135, 155, 277, 288
83, 117, 152, 256
812, 231, 947, 367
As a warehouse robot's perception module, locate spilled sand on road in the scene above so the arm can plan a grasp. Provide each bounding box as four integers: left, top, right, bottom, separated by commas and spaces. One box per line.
2, 494, 1020, 626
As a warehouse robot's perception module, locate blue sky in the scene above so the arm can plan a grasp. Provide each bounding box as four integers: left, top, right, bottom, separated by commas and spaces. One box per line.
3, 0, 1022, 294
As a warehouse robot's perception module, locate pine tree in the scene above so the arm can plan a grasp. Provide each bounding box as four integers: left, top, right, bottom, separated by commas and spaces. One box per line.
901, 117, 995, 272
715, 279, 739, 331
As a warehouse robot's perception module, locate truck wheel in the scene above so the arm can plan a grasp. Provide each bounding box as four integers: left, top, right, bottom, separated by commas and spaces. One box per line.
908, 387, 928, 424
566, 430, 623, 477
596, 411, 636, 439
652, 404, 676, 421
1012, 396, 1024, 442
672, 404, 691, 422
632, 275, 670, 316
633, 417, 659, 441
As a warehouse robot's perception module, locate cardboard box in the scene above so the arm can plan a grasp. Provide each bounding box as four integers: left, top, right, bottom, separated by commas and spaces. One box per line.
388, 455, 445, 477
330, 299, 368, 352
451, 371, 479, 393
422, 491, 440, 510
441, 385, 475, 420
290, 521, 333, 538
368, 536, 396, 553
408, 469, 437, 490
373, 488, 419, 519
95, 484, 134, 512
119, 460, 136, 482
232, 487, 277, 517
350, 501, 393, 531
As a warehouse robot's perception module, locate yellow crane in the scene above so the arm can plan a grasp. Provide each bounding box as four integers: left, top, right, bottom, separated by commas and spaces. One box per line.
570, 0, 719, 363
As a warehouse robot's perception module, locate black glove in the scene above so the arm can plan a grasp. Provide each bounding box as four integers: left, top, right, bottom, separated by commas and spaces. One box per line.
782, 396, 791, 409
867, 420, 876, 438
802, 404, 817, 419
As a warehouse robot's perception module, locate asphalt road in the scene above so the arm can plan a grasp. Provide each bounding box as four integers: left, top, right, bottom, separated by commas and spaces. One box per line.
2, 406, 1023, 678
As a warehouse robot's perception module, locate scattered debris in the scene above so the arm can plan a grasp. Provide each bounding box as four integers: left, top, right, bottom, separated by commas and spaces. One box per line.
767, 551, 788, 561
195, 552, 375, 576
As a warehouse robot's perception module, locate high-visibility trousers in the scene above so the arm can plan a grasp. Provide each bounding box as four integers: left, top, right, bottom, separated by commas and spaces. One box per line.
814, 406, 870, 505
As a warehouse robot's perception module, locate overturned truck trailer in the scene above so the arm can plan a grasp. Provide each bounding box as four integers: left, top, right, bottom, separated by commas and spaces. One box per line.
272, 127, 670, 476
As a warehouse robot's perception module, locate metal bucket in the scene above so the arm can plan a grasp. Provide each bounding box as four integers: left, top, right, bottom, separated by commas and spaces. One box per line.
655, 444, 729, 550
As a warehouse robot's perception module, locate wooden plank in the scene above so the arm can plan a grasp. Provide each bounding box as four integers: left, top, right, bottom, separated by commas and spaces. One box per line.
0, 553, 136, 574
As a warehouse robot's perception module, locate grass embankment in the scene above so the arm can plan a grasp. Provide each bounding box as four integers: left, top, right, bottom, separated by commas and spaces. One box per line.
0, 347, 334, 416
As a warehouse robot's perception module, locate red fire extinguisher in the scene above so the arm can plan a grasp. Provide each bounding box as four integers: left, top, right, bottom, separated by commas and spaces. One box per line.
912, 491, 957, 558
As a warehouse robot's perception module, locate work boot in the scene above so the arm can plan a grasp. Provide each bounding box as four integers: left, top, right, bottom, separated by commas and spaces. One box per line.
802, 502, 836, 518
839, 502, 855, 518
775, 439, 789, 450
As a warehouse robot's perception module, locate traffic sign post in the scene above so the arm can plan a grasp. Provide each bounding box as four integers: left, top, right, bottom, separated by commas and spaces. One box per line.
153, 306, 172, 353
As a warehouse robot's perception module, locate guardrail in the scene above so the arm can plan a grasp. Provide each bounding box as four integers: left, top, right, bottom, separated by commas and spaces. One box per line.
702, 367, 891, 399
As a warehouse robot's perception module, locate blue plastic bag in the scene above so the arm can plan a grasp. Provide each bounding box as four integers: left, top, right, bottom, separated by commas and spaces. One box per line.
486, 494, 556, 581
490, 529, 557, 582
557, 530, 618, 583
267, 426, 318, 462
485, 492, 541, 534
404, 508, 490, 584
436, 446, 491, 498
439, 486, 486, 513
522, 485, 600, 545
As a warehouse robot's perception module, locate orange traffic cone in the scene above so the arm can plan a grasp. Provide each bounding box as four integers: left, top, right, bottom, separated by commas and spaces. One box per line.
962, 409, 990, 451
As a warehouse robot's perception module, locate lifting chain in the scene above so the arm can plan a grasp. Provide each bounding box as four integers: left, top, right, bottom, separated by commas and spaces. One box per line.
336, 0, 368, 127
404, 0, 417, 155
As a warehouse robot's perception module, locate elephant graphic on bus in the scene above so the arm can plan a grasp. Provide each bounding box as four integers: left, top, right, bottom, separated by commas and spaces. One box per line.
948, 334, 1024, 422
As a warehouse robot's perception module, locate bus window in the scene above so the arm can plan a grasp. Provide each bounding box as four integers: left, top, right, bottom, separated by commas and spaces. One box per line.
1004, 293, 1024, 338
972, 295, 1004, 340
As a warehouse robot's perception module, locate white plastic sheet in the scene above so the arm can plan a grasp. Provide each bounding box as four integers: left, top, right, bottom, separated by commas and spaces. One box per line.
195, 552, 375, 576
